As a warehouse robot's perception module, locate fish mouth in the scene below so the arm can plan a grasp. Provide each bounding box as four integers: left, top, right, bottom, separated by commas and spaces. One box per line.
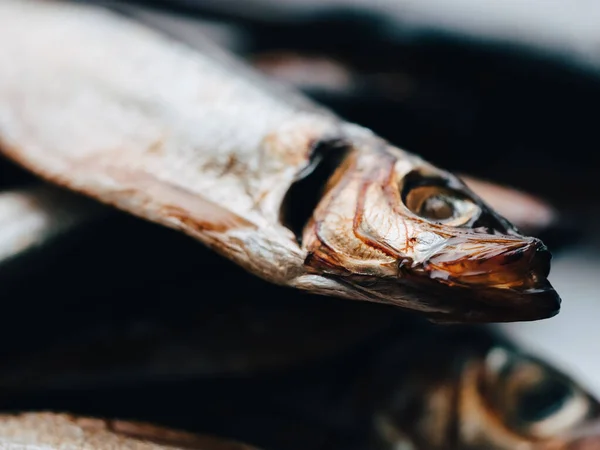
411, 236, 561, 323
330, 235, 561, 323
424, 236, 551, 290
339, 272, 560, 324
424, 284, 562, 324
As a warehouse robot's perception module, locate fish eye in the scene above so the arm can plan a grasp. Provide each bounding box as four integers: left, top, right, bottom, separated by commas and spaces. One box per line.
515, 377, 574, 423
482, 347, 595, 439
403, 184, 480, 227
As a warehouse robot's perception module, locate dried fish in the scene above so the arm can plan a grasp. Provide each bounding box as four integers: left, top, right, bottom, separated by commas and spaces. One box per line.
0, 412, 259, 450
0, 51, 559, 265
370, 328, 600, 449
0, 0, 559, 322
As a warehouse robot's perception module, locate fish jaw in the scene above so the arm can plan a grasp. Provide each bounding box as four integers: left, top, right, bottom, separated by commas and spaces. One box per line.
550, 435, 600, 450
413, 235, 561, 323
423, 235, 551, 289
301, 138, 560, 322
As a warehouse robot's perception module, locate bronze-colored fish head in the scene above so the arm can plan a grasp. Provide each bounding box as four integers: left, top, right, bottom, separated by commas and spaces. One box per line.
371, 331, 600, 450
301, 138, 560, 322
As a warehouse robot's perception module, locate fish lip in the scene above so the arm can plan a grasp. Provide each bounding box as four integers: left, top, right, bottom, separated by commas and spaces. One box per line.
330, 238, 561, 323
420, 236, 555, 294
383, 235, 561, 323
338, 272, 561, 324
424, 284, 562, 324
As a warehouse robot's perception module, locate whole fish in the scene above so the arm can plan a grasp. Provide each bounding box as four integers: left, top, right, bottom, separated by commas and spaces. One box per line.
0, 412, 259, 450
370, 328, 600, 449
0, 0, 559, 323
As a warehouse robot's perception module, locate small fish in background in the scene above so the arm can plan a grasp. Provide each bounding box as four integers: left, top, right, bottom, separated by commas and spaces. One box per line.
369, 327, 600, 450
0, 412, 260, 450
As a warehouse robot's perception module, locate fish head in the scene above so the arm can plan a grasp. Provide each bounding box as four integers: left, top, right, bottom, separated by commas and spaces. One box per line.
371, 335, 600, 450
302, 141, 560, 322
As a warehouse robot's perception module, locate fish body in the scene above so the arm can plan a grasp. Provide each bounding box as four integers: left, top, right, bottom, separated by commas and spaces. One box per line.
0, 413, 258, 450
0, 0, 559, 322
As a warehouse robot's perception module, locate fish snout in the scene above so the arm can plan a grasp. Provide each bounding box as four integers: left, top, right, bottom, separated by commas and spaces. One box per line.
425, 236, 551, 290
419, 236, 561, 323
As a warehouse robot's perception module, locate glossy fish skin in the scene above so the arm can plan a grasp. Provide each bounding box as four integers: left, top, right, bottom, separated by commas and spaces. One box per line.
0, 0, 558, 322
0, 412, 258, 450
371, 329, 600, 450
